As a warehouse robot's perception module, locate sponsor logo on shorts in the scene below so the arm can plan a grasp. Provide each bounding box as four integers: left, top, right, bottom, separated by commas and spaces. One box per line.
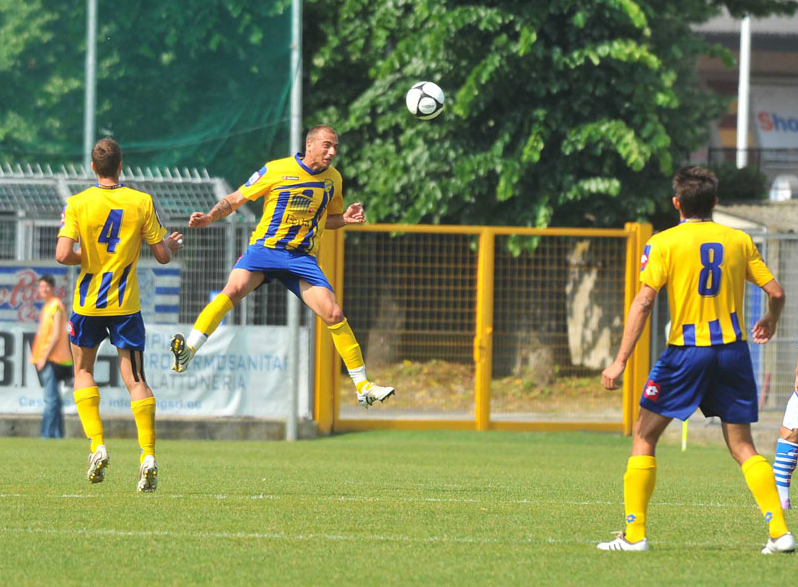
644, 380, 660, 401
67, 321, 75, 337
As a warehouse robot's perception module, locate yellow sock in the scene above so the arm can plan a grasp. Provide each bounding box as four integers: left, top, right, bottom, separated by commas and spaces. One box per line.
74, 386, 104, 453
131, 396, 156, 462
328, 319, 364, 371
194, 293, 234, 337
623, 455, 656, 543
742, 454, 789, 539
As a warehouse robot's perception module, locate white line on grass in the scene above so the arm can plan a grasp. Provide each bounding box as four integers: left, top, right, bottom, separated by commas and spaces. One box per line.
0, 526, 763, 549
0, 492, 755, 509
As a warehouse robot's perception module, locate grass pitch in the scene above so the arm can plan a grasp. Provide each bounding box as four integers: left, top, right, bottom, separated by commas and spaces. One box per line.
1, 430, 795, 586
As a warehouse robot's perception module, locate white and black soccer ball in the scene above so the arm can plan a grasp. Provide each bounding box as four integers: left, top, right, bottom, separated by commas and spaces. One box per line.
405, 81, 445, 120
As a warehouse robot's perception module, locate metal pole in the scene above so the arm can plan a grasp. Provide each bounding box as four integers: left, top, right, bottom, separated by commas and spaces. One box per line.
83, 0, 97, 171
285, 0, 303, 441
736, 16, 751, 169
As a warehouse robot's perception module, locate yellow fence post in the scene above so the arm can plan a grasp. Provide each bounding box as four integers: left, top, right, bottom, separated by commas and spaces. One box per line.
621, 222, 653, 435
474, 228, 495, 431
314, 229, 344, 435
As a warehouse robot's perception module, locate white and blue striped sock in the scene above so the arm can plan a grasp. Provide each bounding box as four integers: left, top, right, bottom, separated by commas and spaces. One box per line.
774, 438, 798, 506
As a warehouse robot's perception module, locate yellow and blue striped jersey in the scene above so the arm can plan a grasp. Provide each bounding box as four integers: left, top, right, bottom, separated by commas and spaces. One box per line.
58, 184, 167, 316
239, 154, 344, 256
640, 219, 774, 346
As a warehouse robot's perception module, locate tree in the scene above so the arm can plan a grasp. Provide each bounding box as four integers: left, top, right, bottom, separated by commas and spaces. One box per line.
0, 0, 293, 185
302, 0, 797, 228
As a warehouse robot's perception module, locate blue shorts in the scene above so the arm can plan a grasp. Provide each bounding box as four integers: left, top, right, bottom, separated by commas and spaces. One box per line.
640, 341, 758, 423
233, 245, 333, 298
68, 312, 146, 351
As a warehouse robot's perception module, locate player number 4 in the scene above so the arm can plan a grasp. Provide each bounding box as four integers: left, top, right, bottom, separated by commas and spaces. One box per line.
99, 209, 123, 253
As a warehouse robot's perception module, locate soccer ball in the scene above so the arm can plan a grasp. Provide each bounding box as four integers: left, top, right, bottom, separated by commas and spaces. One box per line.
406, 81, 445, 120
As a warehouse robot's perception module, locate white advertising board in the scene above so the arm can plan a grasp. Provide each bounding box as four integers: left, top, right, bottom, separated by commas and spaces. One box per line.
0, 323, 311, 419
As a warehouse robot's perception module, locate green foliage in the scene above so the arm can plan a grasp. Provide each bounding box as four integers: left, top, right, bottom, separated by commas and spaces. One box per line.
0, 0, 293, 185
712, 163, 768, 202
303, 0, 792, 227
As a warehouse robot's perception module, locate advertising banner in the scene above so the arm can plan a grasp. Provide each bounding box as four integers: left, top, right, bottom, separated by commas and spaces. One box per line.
0, 323, 310, 419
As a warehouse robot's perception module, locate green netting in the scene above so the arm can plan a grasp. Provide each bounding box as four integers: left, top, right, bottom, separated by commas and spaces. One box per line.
0, 1, 293, 188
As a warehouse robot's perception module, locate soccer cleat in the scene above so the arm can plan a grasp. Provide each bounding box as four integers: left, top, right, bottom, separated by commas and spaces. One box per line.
597, 531, 649, 552
170, 333, 195, 373
356, 381, 395, 408
137, 455, 158, 493
87, 445, 109, 484
762, 532, 796, 554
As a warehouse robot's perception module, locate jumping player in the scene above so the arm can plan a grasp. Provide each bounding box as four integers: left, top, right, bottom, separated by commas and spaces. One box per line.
170, 125, 394, 408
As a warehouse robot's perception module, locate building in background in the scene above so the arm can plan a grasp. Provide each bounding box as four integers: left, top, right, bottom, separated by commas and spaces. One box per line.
694, 10, 798, 195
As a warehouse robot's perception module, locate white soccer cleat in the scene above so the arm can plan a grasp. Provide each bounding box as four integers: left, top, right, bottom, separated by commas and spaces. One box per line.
597, 532, 649, 552
87, 444, 109, 484
170, 333, 195, 373
137, 455, 158, 493
762, 532, 796, 554
356, 381, 395, 408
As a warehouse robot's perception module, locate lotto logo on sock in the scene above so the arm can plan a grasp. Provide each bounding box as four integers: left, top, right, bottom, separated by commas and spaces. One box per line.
644, 380, 660, 401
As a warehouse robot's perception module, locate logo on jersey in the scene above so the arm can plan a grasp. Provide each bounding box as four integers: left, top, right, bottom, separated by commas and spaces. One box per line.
640, 245, 651, 272
282, 176, 299, 180
644, 380, 660, 401
245, 165, 268, 187
60, 205, 67, 228
67, 320, 75, 337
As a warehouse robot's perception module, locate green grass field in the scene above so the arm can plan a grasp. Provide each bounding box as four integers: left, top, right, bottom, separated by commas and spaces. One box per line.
1, 430, 795, 586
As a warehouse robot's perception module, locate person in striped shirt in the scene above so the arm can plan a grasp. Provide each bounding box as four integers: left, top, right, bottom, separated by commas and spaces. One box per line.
597, 166, 792, 554
56, 137, 183, 492
169, 125, 394, 408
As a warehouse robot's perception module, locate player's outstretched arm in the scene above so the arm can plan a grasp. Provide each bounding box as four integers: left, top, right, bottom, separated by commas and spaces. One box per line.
752, 279, 785, 344
327, 203, 365, 230
150, 231, 184, 264
55, 236, 81, 265
189, 190, 247, 229
601, 284, 657, 390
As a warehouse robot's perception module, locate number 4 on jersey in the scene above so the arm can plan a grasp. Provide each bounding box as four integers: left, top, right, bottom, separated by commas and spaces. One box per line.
99, 209, 124, 253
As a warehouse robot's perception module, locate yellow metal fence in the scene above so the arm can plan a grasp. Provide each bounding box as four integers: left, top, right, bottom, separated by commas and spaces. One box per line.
315, 223, 652, 435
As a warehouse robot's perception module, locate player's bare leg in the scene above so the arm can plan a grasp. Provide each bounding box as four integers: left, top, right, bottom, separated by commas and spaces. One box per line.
300, 280, 394, 407
172, 269, 264, 372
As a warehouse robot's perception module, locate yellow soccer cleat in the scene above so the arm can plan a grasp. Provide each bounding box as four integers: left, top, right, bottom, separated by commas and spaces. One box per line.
170, 333, 195, 373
